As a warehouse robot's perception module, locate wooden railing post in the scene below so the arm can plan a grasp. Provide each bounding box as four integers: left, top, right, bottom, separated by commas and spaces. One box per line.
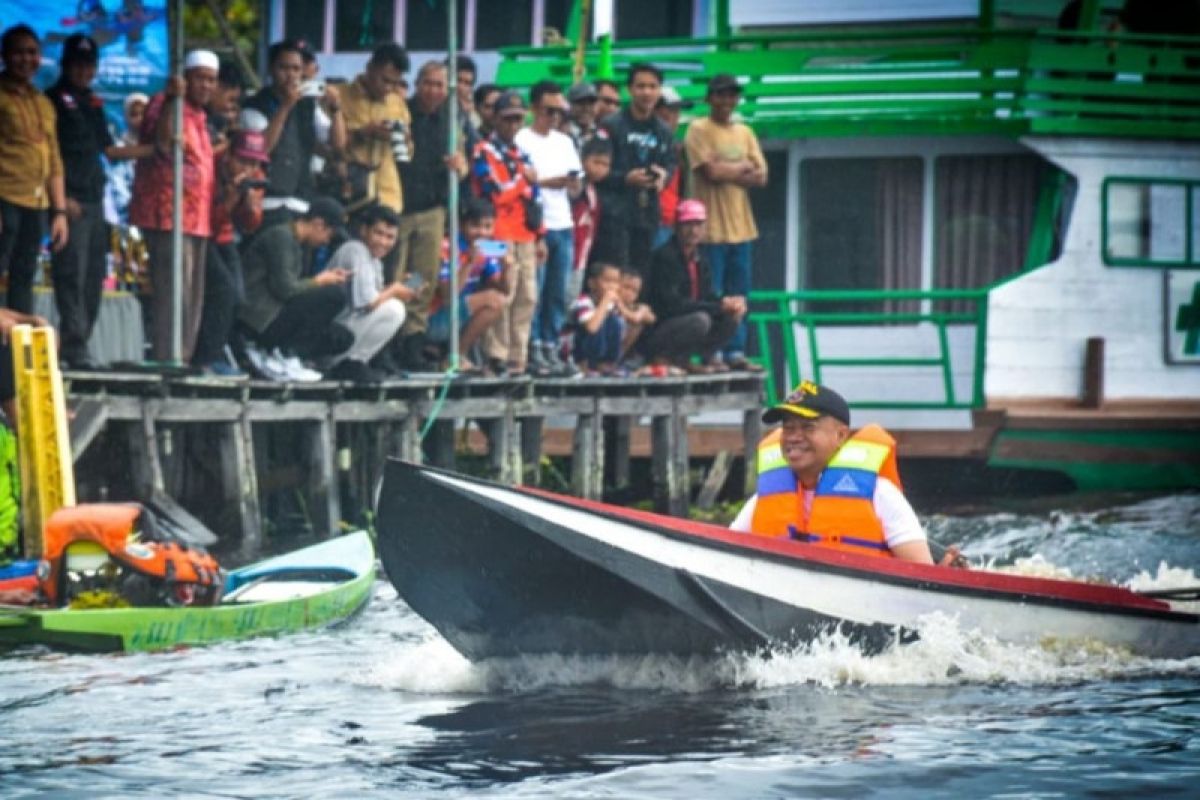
1082, 336, 1105, 409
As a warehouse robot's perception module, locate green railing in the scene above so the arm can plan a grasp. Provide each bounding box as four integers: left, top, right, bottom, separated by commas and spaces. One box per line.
496, 26, 1200, 140
747, 288, 989, 410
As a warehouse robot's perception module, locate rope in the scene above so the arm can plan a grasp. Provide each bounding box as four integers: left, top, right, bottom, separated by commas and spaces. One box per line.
419, 367, 457, 441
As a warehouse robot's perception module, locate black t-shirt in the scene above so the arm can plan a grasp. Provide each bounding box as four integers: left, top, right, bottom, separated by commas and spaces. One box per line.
399, 101, 453, 214
46, 81, 114, 204
596, 108, 676, 229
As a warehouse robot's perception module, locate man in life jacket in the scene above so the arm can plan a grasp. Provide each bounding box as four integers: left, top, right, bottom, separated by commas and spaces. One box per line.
730, 380, 944, 564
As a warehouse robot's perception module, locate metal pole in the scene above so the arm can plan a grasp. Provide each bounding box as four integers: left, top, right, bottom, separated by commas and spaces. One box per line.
447, 0, 461, 373
170, 0, 184, 365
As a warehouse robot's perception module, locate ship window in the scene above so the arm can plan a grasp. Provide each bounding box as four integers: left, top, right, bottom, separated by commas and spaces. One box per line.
614, 0, 694, 41
475, 0, 534, 49
800, 157, 923, 313
405, 0, 468, 52
284, 0, 325, 52
1103, 178, 1199, 268
543, 0, 576, 42
934, 154, 1048, 297
335, 0, 396, 52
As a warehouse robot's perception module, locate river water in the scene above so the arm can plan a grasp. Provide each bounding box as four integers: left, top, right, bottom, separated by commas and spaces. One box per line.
3, 493, 1199, 798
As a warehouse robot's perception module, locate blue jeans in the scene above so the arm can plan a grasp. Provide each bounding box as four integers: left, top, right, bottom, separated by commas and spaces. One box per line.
702, 241, 753, 358
532, 228, 575, 346
652, 225, 673, 251
574, 311, 624, 368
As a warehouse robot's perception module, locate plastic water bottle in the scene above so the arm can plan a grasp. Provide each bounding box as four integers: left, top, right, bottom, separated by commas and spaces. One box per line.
35, 235, 52, 286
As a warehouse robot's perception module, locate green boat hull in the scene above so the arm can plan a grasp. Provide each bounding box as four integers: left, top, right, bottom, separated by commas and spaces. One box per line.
0, 531, 375, 653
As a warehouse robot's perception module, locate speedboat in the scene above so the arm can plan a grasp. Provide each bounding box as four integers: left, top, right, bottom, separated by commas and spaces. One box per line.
0, 530, 375, 653
376, 461, 1200, 661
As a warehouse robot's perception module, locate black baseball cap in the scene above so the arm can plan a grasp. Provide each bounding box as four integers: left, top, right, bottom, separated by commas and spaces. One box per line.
61, 33, 99, 66
762, 381, 851, 426
567, 82, 597, 102
303, 195, 347, 233
707, 73, 742, 95
493, 91, 527, 118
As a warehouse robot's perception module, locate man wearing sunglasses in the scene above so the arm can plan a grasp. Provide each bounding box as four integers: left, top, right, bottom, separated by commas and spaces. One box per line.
516, 80, 583, 377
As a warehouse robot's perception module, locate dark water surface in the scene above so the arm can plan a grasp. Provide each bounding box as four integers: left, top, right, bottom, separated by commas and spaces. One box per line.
4, 493, 1200, 798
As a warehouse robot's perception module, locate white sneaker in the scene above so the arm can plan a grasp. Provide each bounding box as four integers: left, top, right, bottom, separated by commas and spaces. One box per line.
273, 349, 322, 382
245, 345, 286, 381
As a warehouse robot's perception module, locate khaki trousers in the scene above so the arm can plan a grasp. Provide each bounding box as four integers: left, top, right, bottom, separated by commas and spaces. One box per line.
481, 239, 537, 371
394, 206, 446, 335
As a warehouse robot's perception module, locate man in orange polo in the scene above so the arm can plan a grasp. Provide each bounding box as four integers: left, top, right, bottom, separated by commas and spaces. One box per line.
731, 380, 938, 564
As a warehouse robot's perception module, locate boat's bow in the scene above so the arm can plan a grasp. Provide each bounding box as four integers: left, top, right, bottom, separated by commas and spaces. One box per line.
377, 461, 1200, 661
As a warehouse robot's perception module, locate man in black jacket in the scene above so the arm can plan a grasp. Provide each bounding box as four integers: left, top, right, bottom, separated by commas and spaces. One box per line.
46, 33, 150, 368
643, 200, 744, 373
394, 60, 468, 370
593, 62, 675, 273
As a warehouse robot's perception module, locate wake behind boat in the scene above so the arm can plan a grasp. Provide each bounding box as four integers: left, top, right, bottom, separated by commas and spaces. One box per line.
376, 460, 1200, 661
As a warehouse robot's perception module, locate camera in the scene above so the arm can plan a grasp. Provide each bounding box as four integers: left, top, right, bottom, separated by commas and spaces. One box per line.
301, 81, 325, 98
390, 120, 411, 163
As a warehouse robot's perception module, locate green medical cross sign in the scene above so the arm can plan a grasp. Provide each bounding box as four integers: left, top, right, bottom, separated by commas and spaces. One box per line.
1176, 281, 1200, 355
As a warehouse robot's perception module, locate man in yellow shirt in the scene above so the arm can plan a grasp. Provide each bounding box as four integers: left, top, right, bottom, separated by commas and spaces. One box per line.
0, 25, 69, 314
339, 42, 412, 221
683, 73, 766, 372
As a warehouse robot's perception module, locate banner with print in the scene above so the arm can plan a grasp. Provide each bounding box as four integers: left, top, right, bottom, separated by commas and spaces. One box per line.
10, 0, 168, 130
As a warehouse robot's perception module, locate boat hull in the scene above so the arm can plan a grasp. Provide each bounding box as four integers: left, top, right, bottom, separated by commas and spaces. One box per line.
377, 461, 1200, 661
0, 531, 375, 653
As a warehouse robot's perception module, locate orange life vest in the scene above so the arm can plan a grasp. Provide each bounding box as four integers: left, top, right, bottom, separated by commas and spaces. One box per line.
749, 424, 903, 558
39, 504, 222, 605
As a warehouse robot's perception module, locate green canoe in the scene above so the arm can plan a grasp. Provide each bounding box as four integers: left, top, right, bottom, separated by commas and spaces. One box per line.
0, 530, 375, 653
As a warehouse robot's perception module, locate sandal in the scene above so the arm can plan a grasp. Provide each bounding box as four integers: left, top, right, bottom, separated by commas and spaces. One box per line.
726, 355, 764, 372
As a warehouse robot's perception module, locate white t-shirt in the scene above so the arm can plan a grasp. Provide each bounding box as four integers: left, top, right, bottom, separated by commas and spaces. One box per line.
729, 477, 926, 549
515, 126, 582, 231
327, 240, 383, 313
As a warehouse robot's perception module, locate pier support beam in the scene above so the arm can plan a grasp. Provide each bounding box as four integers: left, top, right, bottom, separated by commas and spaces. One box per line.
571, 405, 604, 500
217, 412, 262, 557
742, 408, 762, 497
521, 416, 544, 484
651, 401, 690, 516
306, 412, 340, 538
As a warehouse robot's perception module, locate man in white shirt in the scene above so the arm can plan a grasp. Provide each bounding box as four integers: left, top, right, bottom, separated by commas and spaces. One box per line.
731, 381, 939, 564
516, 80, 583, 377
324, 205, 414, 382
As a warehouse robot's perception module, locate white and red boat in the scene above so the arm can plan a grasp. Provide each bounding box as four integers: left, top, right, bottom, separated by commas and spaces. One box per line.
376, 461, 1200, 661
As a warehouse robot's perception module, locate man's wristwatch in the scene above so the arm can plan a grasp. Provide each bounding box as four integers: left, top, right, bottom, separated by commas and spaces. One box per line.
50, 208, 67, 218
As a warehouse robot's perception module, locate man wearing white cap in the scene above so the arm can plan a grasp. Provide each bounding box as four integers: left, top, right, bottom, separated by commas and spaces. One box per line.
129, 49, 218, 364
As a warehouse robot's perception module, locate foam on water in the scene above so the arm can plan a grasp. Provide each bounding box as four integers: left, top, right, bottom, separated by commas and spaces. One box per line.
365, 612, 1200, 698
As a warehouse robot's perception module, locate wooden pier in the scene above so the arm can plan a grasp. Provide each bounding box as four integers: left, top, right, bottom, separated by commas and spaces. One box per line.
64, 370, 765, 557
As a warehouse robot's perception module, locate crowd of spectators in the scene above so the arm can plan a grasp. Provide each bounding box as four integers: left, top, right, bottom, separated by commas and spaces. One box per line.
0, 25, 768, 384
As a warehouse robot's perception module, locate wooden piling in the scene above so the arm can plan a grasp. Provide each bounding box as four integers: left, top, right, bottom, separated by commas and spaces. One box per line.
307, 410, 340, 538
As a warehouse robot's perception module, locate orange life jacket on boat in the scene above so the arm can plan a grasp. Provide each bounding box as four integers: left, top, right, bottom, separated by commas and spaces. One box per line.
39, 504, 222, 606
749, 424, 903, 558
